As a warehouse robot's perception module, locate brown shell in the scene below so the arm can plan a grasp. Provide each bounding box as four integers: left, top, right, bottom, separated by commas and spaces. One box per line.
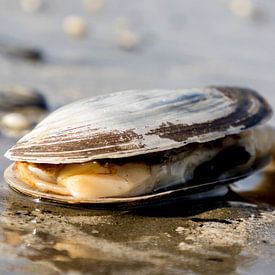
5, 86, 272, 164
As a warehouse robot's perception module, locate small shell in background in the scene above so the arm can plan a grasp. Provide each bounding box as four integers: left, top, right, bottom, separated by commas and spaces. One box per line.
228, 0, 254, 18
20, 0, 43, 13
62, 16, 88, 38
114, 18, 140, 50
0, 85, 47, 111
82, 0, 104, 14
1, 113, 31, 137
0, 85, 48, 137
0, 37, 43, 62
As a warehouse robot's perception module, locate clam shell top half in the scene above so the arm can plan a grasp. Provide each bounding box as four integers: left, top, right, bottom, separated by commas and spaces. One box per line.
5, 86, 272, 164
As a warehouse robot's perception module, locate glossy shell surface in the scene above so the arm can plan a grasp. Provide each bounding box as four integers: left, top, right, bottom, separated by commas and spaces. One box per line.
5, 86, 272, 164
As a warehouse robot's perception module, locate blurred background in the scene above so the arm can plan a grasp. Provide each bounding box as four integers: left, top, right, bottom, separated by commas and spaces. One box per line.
0, 0, 274, 118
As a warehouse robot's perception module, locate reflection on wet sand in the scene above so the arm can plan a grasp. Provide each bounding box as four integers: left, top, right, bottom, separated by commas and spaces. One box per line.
0, 182, 274, 274
0, 189, 257, 275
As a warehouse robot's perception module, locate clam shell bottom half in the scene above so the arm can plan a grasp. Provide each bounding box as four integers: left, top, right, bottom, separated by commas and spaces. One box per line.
4, 155, 270, 208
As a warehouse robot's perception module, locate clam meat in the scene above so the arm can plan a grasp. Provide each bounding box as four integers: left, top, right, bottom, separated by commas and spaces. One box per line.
4, 86, 274, 204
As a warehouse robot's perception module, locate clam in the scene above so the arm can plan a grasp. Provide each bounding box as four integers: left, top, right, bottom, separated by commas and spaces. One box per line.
4, 86, 274, 207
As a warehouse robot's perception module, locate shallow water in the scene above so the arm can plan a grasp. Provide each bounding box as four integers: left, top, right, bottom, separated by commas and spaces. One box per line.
0, 0, 275, 274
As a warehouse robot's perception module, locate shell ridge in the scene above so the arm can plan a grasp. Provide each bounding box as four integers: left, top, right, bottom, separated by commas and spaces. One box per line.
6, 87, 272, 163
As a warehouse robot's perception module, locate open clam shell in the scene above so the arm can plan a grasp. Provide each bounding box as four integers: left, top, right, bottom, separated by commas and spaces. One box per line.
4, 86, 273, 207
5, 86, 272, 164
